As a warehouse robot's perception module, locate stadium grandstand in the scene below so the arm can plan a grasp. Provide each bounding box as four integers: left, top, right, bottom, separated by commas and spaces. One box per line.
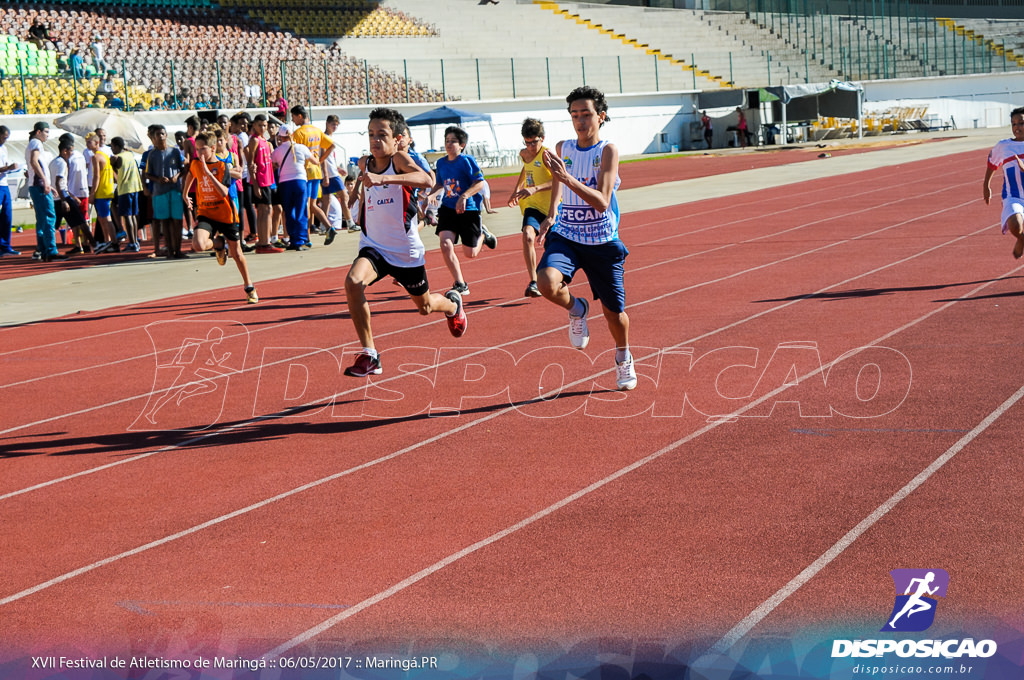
0, 0, 1020, 115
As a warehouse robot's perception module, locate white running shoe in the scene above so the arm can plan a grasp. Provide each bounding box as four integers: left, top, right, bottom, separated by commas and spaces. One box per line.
568, 297, 589, 349
616, 357, 638, 391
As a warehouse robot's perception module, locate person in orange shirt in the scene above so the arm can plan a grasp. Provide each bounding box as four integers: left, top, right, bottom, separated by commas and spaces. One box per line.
289, 105, 332, 242
182, 130, 258, 304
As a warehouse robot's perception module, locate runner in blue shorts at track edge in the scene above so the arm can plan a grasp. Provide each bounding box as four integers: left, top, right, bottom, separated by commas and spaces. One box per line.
983, 106, 1024, 259
537, 86, 637, 391
343, 107, 468, 378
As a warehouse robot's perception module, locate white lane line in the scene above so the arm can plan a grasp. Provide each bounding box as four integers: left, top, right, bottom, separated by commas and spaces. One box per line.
263, 257, 1024, 660
0, 222, 1004, 610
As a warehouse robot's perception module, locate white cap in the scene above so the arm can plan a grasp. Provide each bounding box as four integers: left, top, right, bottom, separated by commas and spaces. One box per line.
277, 122, 295, 137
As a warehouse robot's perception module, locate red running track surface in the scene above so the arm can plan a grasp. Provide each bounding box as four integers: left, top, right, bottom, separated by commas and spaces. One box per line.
0, 143, 1021, 669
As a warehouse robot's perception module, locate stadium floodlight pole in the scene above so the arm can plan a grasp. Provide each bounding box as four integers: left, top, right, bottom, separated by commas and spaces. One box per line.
215, 59, 223, 112
766, 51, 771, 85
325, 59, 331, 107
305, 59, 311, 111
364, 60, 371, 105
170, 59, 178, 110
512, 57, 517, 99
730, 51, 734, 84
653, 55, 659, 91
943, 23, 947, 75
122, 59, 129, 110
403, 59, 409, 103
281, 60, 287, 104
580, 56, 585, 89
475, 59, 481, 100
18, 59, 26, 113
440, 59, 446, 101
259, 59, 266, 108
548, 57, 553, 97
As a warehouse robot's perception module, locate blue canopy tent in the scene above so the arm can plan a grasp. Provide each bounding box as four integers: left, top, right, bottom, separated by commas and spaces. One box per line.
405, 105, 499, 151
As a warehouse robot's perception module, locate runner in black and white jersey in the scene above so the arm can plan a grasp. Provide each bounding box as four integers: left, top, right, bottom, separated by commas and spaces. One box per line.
343, 107, 469, 378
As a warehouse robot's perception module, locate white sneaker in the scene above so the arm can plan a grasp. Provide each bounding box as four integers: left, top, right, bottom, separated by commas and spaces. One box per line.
568, 298, 589, 349
616, 357, 638, 391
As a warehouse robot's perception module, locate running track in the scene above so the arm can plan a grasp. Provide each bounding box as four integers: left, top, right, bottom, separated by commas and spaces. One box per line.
1, 142, 1022, 678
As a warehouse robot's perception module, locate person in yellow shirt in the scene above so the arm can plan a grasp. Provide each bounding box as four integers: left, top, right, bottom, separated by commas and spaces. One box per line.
289, 105, 331, 238
506, 118, 555, 298
87, 132, 118, 253
110, 136, 144, 252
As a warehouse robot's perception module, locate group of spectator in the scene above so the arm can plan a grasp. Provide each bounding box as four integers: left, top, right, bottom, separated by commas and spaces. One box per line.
0, 107, 362, 266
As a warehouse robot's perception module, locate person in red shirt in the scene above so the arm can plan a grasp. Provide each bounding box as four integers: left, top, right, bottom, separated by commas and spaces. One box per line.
182, 130, 258, 304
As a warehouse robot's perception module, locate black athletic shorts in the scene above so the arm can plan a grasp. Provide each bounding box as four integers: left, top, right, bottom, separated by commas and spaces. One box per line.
436, 205, 482, 248
357, 247, 430, 296
196, 217, 241, 242
253, 184, 276, 206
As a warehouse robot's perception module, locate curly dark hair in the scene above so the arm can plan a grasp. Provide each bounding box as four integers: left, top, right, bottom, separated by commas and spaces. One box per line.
369, 107, 406, 136
521, 117, 545, 139
566, 86, 610, 125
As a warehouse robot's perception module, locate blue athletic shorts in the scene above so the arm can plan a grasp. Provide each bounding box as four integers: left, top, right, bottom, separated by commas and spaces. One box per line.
117, 191, 139, 216
306, 178, 320, 201
151, 191, 183, 221
324, 176, 344, 195
94, 198, 112, 218
538, 231, 629, 313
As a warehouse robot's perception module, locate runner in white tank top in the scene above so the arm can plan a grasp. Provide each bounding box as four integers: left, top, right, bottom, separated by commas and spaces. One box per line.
359, 156, 424, 267
342, 108, 469, 378
537, 86, 637, 391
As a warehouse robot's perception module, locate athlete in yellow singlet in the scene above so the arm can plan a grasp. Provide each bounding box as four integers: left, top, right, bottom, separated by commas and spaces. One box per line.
86, 132, 117, 252
507, 117, 556, 298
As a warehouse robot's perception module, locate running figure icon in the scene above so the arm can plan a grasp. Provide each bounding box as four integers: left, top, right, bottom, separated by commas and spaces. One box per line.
144, 328, 234, 424
887, 571, 940, 629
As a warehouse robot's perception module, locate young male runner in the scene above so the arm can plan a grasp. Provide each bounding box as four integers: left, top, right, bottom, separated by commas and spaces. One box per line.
538, 86, 637, 391
426, 126, 496, 296
983, 106, 1024, 259
343, 107, 467, 378
182, 130, 258, 304
507, 117, 554, 298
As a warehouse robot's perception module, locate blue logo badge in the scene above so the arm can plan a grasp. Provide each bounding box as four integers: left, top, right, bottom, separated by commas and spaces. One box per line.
881, 569, 949, 632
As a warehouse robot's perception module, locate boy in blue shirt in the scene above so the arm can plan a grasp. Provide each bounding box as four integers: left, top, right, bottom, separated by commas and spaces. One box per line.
426, 126, 496, 296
